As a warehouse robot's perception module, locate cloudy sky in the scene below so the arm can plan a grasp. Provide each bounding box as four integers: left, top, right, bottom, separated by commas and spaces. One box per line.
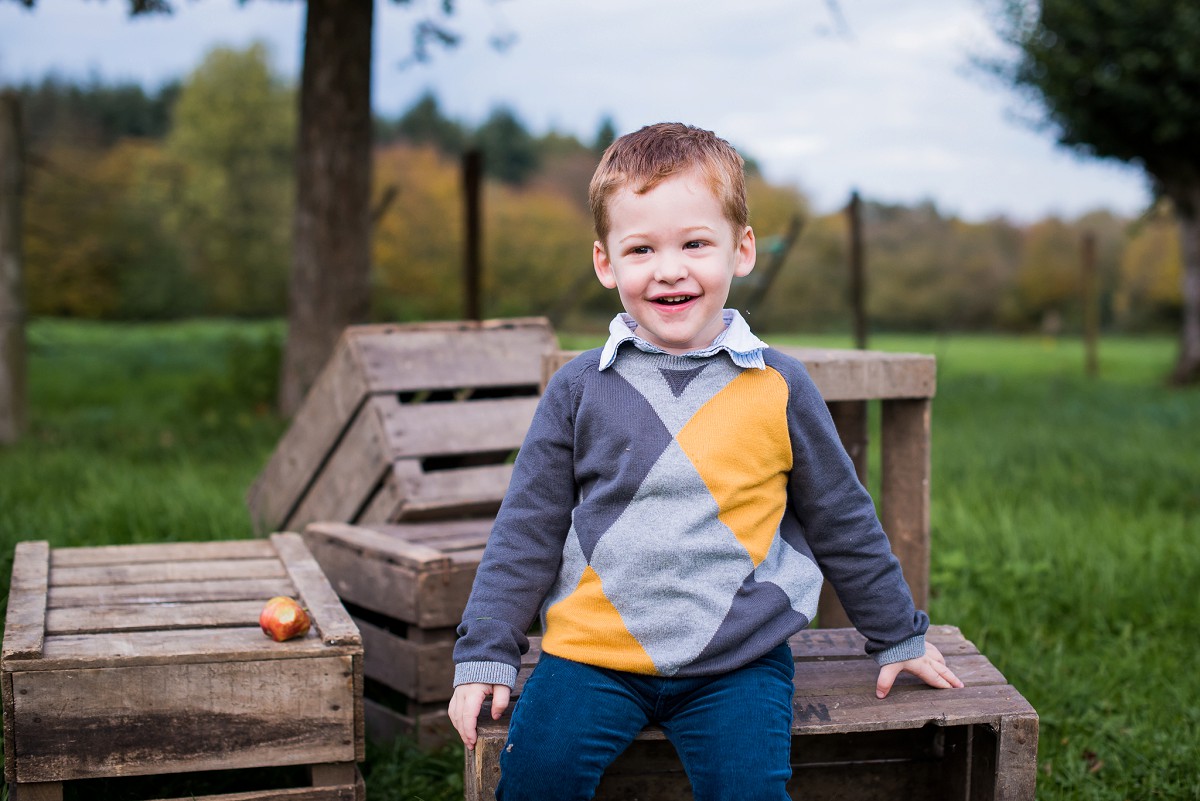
0, 0, 1151, 222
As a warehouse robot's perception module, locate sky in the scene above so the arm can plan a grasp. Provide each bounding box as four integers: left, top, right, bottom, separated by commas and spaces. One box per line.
0, 0, 1152, 223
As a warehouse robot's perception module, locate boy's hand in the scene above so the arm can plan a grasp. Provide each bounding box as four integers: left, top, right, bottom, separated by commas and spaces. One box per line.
875, 642, 964, 699
448, 682, 511, 750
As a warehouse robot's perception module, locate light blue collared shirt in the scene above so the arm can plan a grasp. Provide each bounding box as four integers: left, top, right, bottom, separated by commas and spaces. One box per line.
597, 309, 768, 371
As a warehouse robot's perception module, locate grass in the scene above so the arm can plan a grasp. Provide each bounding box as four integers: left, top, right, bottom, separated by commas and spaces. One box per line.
1, 321, 1198, 799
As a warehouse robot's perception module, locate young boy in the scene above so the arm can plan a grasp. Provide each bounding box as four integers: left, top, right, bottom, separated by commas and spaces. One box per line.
448, 122, 963, 800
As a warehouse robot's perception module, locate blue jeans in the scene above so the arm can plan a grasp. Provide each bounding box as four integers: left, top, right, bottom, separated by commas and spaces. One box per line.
496, 643, 794, 801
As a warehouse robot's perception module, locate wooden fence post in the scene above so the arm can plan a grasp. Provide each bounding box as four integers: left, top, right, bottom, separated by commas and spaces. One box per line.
847, 190, 867, 350
462, 148, 483, 322
0, 90, 26, 445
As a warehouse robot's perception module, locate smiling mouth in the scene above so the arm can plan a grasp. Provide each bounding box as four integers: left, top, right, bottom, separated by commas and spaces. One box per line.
653, 295, 695, 305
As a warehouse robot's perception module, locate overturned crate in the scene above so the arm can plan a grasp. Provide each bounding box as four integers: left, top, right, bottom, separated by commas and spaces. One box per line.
247, 318, 556, 534
302, 520, 490, 748
1, 533, 365, 801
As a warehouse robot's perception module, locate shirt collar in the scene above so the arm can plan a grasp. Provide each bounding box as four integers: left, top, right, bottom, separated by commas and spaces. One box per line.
597, 309, 768, 370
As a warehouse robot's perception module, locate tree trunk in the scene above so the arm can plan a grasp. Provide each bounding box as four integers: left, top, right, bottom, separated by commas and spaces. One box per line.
0, 91, 25, 444
1171, 195, 1200, 386
278, 0, 374, 416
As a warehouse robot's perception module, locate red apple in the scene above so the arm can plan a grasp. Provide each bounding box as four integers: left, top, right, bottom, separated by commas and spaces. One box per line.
259, 596, 311, 642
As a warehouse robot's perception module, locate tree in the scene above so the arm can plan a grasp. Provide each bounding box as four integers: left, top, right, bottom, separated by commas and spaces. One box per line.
991, 0, 1200, 384
1, 92, 25, 444
167, 43, 295, 316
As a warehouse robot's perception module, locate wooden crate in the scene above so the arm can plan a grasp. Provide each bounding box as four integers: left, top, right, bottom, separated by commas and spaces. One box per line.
302, 520, 490, 748
247, 318, 557, 534
543, 346, 937, 629
1, 533, 365, 801
466, 626, 1038, 801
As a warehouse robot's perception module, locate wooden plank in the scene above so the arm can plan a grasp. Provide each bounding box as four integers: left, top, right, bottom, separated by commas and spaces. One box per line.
283, 397, 393, 531
788, 625, 978, 662
303, 522, 453, 571
46, 600, 267, 635
374, 395, 537, 460
247, 318, 554, 534
301, 529, 478, 629
144, 783, 361, 801
9, 783, 63, 801
10, 656, 357, 782
545, 348, 936, 402
308, 761, 357, 787
270, 533, 361, 648
25, 627, 359, 672
50, 540, 275, 568
47, 578, 296, 609
881, 398, 932, 611
2, 540, 49, 662
356, 462, 512, 524
3, 672, 17, 782
50, 558, 286, 587
991, 713, 1040, 801
355, 615, 455, 702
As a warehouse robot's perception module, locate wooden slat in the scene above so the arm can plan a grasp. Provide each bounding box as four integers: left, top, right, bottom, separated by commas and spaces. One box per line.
374, 395, 537, 459
145, 781, 362, 801
270, 533, 360, 648
10, 656, 357, 782
2, 540, 49, 662
247, 318, 554, 534
355, 462, 511, 525
45, 600, 267, 636
881, 398, 931, 611
51, 558, 286, 588
50, 540, 276, 568
303, 522, 451, 568
363, 697, 455, 749
27, 627, 356, 672
355, 616, 455, 703
47, 578, 296, 609
991, 713, 1040, 801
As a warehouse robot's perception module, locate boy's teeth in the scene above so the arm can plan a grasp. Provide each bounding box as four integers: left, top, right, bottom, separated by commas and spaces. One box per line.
659, 296, 690, 304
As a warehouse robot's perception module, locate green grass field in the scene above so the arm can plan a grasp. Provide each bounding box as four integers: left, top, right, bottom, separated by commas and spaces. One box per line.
1, 321, 1197, 800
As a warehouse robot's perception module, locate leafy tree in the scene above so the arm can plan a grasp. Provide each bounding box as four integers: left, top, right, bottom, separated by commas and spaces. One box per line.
16, 75, 179, 147
991, 0, 1200, 383
593, 116, 617, 155
379, 90, 467, 153
474, 106, 539, 185
166, 43, 295, 316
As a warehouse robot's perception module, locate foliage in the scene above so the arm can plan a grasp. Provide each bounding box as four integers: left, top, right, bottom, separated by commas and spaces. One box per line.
15, 74, 179, 147
165, 42, 296, 316
1, 321, 1197, 800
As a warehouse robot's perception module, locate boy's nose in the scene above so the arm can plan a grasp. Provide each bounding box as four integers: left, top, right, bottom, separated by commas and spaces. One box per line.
654, 255, 688, 283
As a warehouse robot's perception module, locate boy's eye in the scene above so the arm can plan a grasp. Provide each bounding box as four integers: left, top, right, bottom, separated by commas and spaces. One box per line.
684, 240, 706, 250
629, 246, 651, 255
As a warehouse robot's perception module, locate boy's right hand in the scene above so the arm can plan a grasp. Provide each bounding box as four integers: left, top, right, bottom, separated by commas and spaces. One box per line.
448, 682, 511, 750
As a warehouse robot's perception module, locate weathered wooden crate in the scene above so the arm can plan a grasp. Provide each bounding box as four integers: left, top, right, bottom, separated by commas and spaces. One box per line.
302, 520, 490, 748
466, 626, 1038, 801
1, 533, 365, 801
247, 318, 557, 535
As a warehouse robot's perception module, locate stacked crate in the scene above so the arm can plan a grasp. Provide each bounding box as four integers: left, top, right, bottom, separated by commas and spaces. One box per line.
302, 520, 490, 746
247, 318, 555, 746
1, 533, 364, 801
246, 318, 556, 534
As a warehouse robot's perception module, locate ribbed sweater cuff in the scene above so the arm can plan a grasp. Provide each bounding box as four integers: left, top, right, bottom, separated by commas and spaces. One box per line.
872, 634, 927, 666
454, 661, 518, 690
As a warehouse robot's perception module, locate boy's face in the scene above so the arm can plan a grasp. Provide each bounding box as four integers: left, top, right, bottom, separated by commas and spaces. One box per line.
593, 170, 756, 355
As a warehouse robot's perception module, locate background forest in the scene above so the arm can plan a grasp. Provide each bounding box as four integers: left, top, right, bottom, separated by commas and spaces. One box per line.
16, 43, 1184, 336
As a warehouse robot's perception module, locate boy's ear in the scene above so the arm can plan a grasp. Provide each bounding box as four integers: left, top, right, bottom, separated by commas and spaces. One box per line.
734, 226, 757, 278
593, 241, 618, 289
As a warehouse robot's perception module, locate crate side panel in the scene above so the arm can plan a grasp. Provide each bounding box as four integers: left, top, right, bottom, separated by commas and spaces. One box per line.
10, 655, 357, 782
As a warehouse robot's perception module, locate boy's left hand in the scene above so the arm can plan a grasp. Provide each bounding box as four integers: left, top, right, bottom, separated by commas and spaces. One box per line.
875, 642, 964, 699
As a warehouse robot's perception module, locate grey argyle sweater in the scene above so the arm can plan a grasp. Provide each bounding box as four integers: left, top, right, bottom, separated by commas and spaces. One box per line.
453, 343, 928, 689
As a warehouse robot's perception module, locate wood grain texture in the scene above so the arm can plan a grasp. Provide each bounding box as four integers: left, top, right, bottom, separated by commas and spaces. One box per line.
50, 540, 275, 568
2, 540, 49, 661
270, 532, 360, 648
11, 656, 357, 782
